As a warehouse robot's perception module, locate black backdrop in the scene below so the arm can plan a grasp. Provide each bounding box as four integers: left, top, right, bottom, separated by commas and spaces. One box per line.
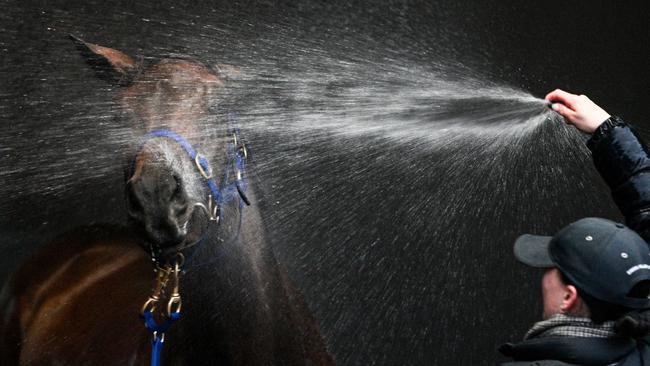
1, 1, 649, 364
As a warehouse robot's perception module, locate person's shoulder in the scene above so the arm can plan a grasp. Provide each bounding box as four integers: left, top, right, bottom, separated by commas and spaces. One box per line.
500, 361, 579, 366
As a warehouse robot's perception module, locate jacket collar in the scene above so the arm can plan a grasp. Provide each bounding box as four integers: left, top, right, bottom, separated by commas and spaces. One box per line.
499, 336, 638, 365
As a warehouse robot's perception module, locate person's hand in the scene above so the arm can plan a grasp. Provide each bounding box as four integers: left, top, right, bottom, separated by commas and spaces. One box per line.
545, 89, 611, 134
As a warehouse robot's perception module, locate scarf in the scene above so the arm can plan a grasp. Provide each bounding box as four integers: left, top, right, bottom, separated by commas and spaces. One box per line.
524, 313, 616, 340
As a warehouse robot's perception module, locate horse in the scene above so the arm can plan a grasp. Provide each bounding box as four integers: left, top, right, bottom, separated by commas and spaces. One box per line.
0, 35, 334, 366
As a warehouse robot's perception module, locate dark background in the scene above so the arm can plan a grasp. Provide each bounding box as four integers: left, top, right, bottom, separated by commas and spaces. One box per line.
1, 1, 649, 364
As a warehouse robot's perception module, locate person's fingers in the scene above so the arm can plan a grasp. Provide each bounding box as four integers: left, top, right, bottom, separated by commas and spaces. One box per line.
551, 102, 577, 122
545, 89, 577, 109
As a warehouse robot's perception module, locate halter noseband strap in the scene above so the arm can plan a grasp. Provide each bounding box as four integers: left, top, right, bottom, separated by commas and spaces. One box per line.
140, 129, 224, 212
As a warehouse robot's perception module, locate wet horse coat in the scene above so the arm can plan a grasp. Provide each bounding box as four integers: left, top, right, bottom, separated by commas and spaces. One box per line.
0, 36, 333, 365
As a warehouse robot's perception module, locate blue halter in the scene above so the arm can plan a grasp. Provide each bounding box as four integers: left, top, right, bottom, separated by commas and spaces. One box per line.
136, 116, 249, 366
135, 124, 249, 223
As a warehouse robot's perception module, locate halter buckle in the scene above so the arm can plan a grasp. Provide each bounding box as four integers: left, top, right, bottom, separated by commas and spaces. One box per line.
208, 195, 220, 222
241, 145, 248, 159
194, 153, 212, 180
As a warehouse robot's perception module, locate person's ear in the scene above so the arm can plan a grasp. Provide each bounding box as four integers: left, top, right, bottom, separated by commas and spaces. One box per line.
560, 285, 579, 313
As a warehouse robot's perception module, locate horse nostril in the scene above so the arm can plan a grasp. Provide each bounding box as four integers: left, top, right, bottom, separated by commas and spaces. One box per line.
175, 203, 189, 217
171, 174, 183, 199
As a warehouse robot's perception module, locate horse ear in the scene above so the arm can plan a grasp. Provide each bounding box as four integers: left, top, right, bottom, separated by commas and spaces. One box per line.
69, 34, 138, 85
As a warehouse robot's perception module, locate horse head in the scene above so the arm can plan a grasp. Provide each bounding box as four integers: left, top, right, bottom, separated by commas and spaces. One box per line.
71, 35, 226, 252
0, 37, 333, 366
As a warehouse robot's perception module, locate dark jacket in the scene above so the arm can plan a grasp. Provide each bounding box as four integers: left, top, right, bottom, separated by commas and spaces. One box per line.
588, 116, 650, 243
500, 116, 650, 366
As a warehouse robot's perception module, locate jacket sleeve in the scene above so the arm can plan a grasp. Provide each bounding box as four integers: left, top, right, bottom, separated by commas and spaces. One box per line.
587, 116, 650, 241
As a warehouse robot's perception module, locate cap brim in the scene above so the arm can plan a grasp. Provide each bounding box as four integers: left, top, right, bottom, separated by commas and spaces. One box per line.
513, 234, 555, 268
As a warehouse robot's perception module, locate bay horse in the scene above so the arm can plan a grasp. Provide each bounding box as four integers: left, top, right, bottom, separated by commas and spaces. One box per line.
0, 36, 334, 365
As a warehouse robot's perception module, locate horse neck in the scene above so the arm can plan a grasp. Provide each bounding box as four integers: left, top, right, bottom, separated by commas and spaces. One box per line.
176, 195, 280, 348
184, 188, 270, 280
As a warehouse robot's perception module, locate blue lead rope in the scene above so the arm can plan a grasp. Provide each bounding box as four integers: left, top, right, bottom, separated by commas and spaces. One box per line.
151, 334, 163, 366
142, 310, 181, 366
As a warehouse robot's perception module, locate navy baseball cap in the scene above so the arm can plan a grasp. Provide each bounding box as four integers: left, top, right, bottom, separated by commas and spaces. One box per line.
514, 217, 650, 309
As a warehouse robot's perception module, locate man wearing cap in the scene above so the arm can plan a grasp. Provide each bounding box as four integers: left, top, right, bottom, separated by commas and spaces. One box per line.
500, 90, 650, 366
